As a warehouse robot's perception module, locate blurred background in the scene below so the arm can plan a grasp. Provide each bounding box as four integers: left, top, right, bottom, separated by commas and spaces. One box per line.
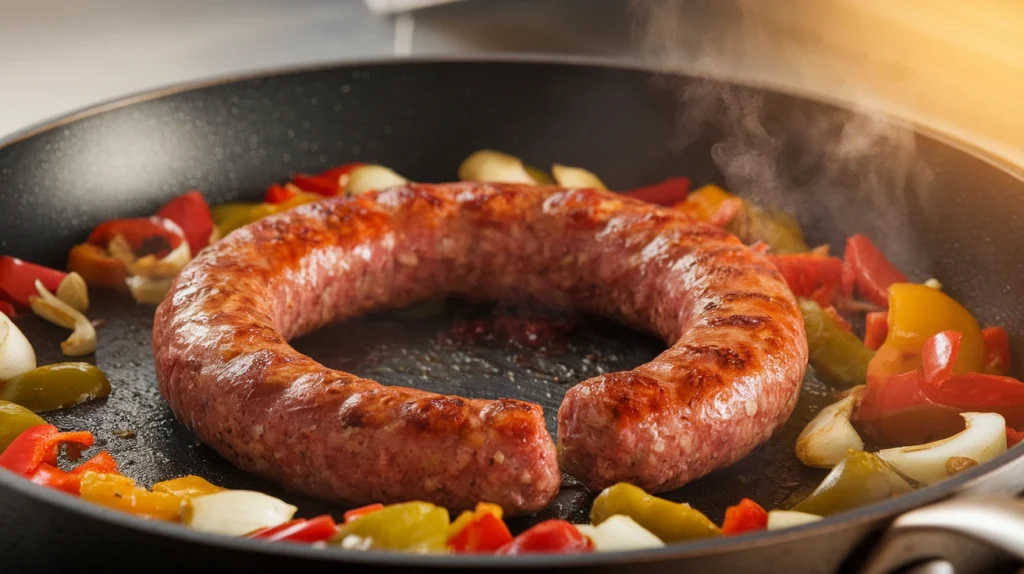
3, 0, 1023, 165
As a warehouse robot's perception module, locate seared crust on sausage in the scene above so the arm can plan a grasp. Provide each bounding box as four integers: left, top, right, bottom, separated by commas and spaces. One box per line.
152, 182, 806, 513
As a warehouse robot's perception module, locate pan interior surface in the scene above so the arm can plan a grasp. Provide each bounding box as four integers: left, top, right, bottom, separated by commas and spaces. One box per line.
2, 59, 1024, 567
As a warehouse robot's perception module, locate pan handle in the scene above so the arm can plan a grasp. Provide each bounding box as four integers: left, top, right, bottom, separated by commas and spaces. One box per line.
856, 495, 1024, 574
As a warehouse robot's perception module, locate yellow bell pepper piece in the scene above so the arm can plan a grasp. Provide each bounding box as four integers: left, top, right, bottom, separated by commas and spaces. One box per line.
151, 475, 225, 499
868, 283, 985, 378
673, 184, 735, 222
79, 472, 184, 521
212, 190, 322, 237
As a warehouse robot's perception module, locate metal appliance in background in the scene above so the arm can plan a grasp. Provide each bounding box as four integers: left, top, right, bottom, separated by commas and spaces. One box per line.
0, 57, 1023, 574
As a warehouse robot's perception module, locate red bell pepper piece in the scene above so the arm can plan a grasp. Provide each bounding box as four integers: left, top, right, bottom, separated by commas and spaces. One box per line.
29, 463, 83, 495
343, 503, 383, 523
71, 450, 119, 475
263, 184, 297, 205
0, 299, 16, 317
156, 190, 215, 254
0, 425, 94, 474
864, 311, 888, 351
843, 235, 907, 308
854, 331, 1024, 446
721, 498, 769, 535
982, 326, 1011, 376
86, 216, 186, 259
449, 512, 514, 553
1007, 427, 1024, 448
0, 256, 68, 307
922, 330, 961, 385
495, 520, 592, 555
767, 254, 845, 306
622, 177, 691, 206
247, 514, 338, 543
290, 162, 366, 198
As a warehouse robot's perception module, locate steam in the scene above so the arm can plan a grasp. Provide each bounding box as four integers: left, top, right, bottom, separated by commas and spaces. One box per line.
629, 0, 934, 272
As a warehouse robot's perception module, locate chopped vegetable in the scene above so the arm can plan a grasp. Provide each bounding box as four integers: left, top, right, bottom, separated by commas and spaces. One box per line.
875, 412, 1006, 486
591, 482, 721, 542
768, 254, 845, 307
574, 515, 664, 551
1007, 427, 1024, 448
447, 511, 513, 553
79, 471, 182, 520
343, 503, 384, 524
842, 235, 907, 308
212, 191, 322, 238
868, 283, 985, 380
728, 203, 809, 254
673, 184, 743, 227
457, 150, 536, 184
766, 510, 823, 530
857, 329, 1024, 445
87, 216, 186, 260
247, 515, 338, 543
27, 280, 96, 356
796, 387, 865, 468
0, 401, 46, 452
982, 326, 1011, 376
345, 164, 408, 196
551, 164, 607, 190
0, 424, 115, 495
791, 450, 913, 516
799, 299, 874, 387
331, 501, 449, 553
864, 311, 888, 351
183, 490, 298, 536
156, 190, 217, 254
721, 498, 768, 535
447, 502, 503, 541
0, 311, 36, 380
67, 243, 130, 294
622, 176, 690, 206
495, 520, 592, 555
0, 256, 67, 308
151, 475, 224, 499
55, 272, 89, 314
264, 183, 297, 204
0, 363, 111, 412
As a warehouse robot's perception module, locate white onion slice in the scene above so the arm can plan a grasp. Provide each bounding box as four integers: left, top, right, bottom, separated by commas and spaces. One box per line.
56, 271, 89, 313
345, 165, 408, 196
876, 412, 1007, 485
0, 312, 36, 380
766, 510, 823, 530
574, 515, 664, 551
183, 490, 297, 536
795, 387, 865, 468
551, 163, 607, 190
28, 280, 96, 357
457, 150, 536, 184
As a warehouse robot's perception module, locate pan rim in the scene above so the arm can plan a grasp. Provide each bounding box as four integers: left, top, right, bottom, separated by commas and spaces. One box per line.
2, 54, 1023, 567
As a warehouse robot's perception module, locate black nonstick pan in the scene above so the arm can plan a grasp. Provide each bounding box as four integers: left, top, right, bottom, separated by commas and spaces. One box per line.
1, 57, 1023, 574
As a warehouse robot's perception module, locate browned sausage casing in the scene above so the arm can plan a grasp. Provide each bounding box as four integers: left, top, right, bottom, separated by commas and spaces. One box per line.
152, 182, 807, 514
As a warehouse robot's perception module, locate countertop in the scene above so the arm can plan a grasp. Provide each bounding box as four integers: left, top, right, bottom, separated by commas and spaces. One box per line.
2, 0, 1023, 166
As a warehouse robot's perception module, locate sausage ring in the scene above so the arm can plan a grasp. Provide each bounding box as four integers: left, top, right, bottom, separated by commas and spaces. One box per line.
152, 182, 807, 514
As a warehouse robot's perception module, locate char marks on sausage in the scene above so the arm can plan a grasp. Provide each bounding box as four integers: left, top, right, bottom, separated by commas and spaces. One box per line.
152, 182, 807, 514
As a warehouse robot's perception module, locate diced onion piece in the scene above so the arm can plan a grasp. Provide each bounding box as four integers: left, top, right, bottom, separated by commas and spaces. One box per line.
125, 275, 176, 305
28, 280, 96, 356
56, 271, 89, 313
766, 510, 823, 530
551, 164, 607, 190
0, 312, 36, 379
183, 490, 297, 536
574, 515, 664, 552
345, 165, 408, 196
457, 150, 535, 184
128, 241, 191, 279
795, 387, 865, 468
876, 412, 1007, 485
924, 278, 942, 290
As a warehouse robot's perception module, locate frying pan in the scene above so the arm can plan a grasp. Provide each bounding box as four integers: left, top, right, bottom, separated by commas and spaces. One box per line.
1, 56, 1023, 573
